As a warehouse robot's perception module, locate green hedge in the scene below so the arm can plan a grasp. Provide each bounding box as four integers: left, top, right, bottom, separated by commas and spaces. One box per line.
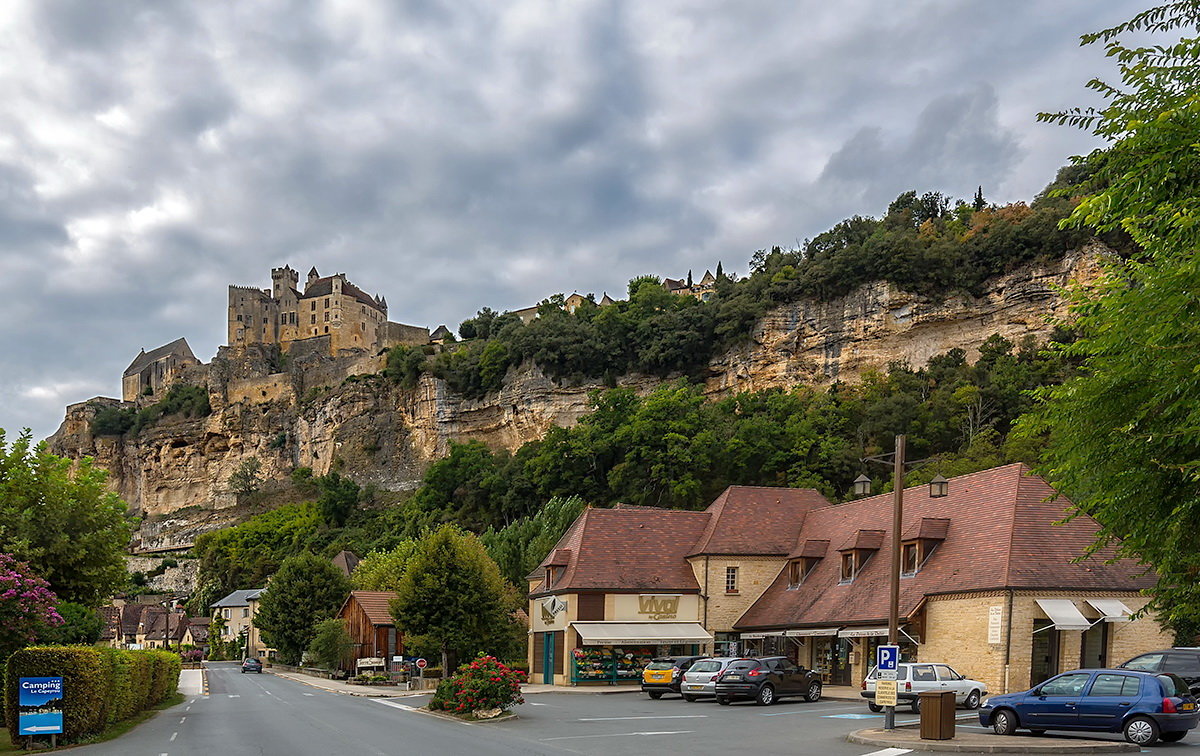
4, 647, 181, 745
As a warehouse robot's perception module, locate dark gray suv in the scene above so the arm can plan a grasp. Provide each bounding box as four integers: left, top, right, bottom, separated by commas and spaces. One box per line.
1120, 648, 1200, 695
713, 656, 822, 706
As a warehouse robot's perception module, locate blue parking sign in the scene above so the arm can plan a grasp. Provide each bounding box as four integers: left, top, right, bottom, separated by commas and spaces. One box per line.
876, 644, 899, 680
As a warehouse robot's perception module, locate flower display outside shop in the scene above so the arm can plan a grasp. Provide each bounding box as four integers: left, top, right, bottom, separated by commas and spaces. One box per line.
428, 655, 525, 718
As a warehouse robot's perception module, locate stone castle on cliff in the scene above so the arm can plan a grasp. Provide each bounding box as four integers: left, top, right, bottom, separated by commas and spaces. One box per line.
121, 266, 429, 401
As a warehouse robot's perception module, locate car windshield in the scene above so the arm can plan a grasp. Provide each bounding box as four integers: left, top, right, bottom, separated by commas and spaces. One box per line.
728, 660, 760, 671
646, 661, 676, 671
691, 661, 722, 673
1158, 673, 1191, 697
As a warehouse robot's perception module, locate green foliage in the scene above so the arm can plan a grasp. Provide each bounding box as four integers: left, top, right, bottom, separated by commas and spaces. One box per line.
39, 602, 103, 646
0, 431, 134, 606
383, 344, 427, 389
427, 655, 525, 714
481, 496, 587, 586
352, 541, 418, 591
306, 618, 354, 670
89, 384, 212, 437
316, 472, 360, 527
228, 457, 263, 497
390, 526, 522, 673
1025, 2, 1200, 634
254, 553, 351, 665
2, 647, 176, 744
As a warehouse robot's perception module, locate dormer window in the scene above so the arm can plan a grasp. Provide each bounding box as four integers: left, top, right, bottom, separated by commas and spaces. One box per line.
899, 518, 949, 576
840, 553, 855, 582
787, 557, 820, 588
902, 542, 920, 576
839, 550, 872, 583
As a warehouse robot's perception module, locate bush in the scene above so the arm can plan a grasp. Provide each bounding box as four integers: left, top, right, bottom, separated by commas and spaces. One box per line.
4, 647, 108, 742
427, 655, 524, 715
102, 649, 136, 724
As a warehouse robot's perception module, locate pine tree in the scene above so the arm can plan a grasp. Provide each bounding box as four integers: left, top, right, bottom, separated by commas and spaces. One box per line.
973, 186, 986, 211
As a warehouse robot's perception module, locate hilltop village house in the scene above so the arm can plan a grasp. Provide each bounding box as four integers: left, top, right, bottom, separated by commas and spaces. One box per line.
228, 265, 429, 357
527, 464, 1169, 695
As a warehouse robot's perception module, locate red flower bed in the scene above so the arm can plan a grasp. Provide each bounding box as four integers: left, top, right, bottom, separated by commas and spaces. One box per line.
428, 655, 525, 715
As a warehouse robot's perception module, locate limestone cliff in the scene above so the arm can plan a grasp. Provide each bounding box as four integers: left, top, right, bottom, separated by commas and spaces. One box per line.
49, 249, 1102, 551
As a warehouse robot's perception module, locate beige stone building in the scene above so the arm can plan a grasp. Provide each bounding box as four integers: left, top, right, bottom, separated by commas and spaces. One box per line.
228, 265, 428, 357
121, 338, 200, 401
211, 588, 273, 659
529, 465, 1172, 693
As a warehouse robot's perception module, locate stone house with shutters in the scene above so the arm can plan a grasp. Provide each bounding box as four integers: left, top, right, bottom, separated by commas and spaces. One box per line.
337, 591, 402, 672
528, 465, 1172, 693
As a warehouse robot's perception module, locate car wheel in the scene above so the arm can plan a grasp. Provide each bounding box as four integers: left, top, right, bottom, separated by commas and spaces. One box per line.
756, 684, 776, 706
647, 691, 663, 700
964, 690, 981, 709
683, 695, 697, 702
910, 697, 921, 714
992, 708, 1018, 736
867, 702, 882, 713
804, 681, 822, 703
1123, 716, 1159, 746
1160, 731, 1187, 743
717, 697, 731, 706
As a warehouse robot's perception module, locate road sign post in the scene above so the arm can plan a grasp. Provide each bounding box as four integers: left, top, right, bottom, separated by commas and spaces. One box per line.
18, 676, 64, 745
416, 657, 427, 680
875, 679, 898, 708
876, 644, 899, 680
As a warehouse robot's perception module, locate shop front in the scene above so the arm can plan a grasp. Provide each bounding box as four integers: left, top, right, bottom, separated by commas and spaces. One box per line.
570, 621, 711, 684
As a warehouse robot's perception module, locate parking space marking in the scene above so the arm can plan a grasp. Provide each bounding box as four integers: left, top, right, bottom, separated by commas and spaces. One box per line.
542, 730, 694, 741
860, 749, 912, 756
577, 715, 707, 721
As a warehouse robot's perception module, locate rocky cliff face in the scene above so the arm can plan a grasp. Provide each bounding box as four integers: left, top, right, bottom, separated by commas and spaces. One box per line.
49, 249, 1102, 551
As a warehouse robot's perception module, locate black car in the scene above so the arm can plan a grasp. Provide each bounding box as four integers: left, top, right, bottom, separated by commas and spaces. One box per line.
241, 658, 263, 674
642, 656, 705, 699
1120, 648, 1200, 695
713, 656, 822, 706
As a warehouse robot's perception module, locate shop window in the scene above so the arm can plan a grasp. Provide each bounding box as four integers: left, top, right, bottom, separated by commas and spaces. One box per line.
725, 566, 739, 594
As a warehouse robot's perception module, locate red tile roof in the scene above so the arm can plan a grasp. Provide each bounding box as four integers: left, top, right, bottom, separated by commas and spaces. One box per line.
531, 505, 711, 596
735, 464, 1156, 631
340, 591, 397, 626
687, 486, 830, 557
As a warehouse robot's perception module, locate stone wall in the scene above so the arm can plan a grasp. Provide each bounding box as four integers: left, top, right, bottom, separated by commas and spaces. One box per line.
690, 556, 787, 638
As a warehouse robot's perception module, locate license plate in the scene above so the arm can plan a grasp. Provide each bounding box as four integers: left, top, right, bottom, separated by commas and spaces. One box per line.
725, 675, 741, 681
1182, 702, 1196, 711
687, 685, 702, 690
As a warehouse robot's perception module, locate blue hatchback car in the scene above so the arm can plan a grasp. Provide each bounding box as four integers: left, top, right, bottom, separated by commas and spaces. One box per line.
979, 669, 1198, 745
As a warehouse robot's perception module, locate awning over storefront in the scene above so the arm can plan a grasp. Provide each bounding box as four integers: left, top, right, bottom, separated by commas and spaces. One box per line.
1035, 599, 1093, 630
740, 631, 785, 640
571, 622, 713, 645
1085, 599, 1132, 623
784, 627, 840, 637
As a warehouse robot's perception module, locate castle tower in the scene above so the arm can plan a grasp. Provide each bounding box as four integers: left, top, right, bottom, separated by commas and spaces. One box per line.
271, 266, 298, 299
307, 266, 320, 289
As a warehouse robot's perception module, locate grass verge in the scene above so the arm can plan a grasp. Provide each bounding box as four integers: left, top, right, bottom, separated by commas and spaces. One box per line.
1, 693, 186, 753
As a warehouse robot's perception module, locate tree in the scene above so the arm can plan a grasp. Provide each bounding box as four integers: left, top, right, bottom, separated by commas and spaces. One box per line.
228, 457, 262, 497
0, 431, 133, 606
390, 526, 518, 673
481, 496, 587, 586
306, 618, 354, 671
1023, 2, 1200, 636
352, 541, 418, 591
316, 472, 359, 527
254, 553, 351, 665
973, 186, 986, 211
0, 553, 62, 662
38, 602, 103, 645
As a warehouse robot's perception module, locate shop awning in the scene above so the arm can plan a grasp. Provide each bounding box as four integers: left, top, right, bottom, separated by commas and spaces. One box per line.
1035, 599, 1093, 630
1085, 599, 1132, 623
784, 627, 840, 637
838, 626, 889, 638
740, 631, 785, 640
571, 622, 713, 645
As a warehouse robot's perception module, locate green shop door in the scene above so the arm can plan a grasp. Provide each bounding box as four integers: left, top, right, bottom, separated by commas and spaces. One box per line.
543, 633, 555, 684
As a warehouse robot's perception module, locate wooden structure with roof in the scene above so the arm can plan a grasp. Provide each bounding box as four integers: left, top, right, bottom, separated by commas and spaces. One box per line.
337, 591, 402, 671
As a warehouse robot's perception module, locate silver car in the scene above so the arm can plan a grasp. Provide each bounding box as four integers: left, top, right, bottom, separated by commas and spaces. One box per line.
680, 658, 737, 701
863, 662, 988, 712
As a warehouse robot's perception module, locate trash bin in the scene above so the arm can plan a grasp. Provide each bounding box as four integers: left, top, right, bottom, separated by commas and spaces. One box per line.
918, 690, 956, 740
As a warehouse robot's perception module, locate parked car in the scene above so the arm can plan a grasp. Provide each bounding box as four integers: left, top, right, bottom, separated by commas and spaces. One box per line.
642, 656, 705, 699
979, 669, 1199, 745
1119, 647, 1200, 695
680, 658, 737, 702
712, 656, 822, 706
241, 658, 263, 674
862, 662, 987, 712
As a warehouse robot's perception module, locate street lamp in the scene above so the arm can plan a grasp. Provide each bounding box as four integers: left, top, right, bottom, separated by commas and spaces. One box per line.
929, 474, 949, 498
852, 474, 872, 496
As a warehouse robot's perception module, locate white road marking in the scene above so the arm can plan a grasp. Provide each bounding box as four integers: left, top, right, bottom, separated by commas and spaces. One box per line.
303, 693, 315, 696
528, 702, 547, 706
372, 699, 420, 712
265, 690, 274, 695
179, 717, 186, 724
543, 731, 694, 741
170, 732, 178, 742
860, 749, 912, 756
577, 715, 707, 721
228, 694, 240, 698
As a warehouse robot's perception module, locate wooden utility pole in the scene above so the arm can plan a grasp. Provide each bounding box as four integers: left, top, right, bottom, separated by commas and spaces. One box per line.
884, 433, 905, 730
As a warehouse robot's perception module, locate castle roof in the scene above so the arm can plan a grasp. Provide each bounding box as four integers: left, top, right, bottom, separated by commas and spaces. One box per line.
123, 338, 197, 377
303, 275, 384, 312
430, 325, 452, 340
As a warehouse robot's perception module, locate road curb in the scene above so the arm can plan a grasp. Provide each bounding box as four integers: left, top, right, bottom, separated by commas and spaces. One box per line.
847, 728, 1139, 753
267, 671, 427, 698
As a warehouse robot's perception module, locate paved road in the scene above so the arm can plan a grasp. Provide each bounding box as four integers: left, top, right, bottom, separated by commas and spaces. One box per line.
72, 664, 1200, 755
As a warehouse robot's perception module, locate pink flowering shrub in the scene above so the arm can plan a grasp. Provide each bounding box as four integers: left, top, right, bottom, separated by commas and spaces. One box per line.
428, 655, 525, 715
0, 553, 62, 659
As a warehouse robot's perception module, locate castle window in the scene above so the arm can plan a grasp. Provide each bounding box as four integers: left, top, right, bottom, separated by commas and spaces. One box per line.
311, 301, 315, 311
311, 314, 316, 324
324, 326, 329, 333
324, 312, 329, 322
325, 298, 330, 307
236, 314, 242, 321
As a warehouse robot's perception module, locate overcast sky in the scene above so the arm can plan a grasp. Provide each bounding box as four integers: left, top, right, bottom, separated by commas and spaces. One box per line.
0, 0, 1146, 442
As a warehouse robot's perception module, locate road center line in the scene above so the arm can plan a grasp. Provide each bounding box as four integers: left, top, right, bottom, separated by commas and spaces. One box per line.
543, 730, 694, 741
179, 717, 186, 724
577, 715, 707, 721
170, 732, 177, 742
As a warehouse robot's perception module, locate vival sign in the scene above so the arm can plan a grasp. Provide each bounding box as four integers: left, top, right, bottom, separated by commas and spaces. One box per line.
18, 677, 64, 735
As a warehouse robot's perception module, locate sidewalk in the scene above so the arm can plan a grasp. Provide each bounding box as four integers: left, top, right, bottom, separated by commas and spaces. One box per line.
268, 670, 429, 698
518, 683, 862, 700
179, 668, 204, 697
848, 727, 1137, 753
